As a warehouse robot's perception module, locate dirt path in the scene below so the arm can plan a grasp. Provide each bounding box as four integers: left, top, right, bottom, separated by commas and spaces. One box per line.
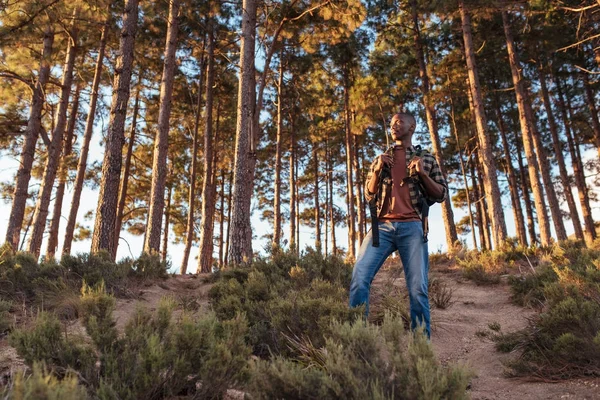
373, 263, 600, 400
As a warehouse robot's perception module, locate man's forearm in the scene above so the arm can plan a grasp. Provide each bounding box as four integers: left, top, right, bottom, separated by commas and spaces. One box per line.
418, 172, 444, 200
367, 170, 380, 194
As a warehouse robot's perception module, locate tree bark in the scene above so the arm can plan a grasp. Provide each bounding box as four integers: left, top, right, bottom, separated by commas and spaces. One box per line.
582, 73, 600, 158
470, 156, 486, 250
328, 137, 337, 255
343, 71, 356, 258
352, 134, 365, 244
29, 11, 78, 257
63, 13, 109, 255
538, 65, 584, 241
493, 101, 528, 247
514, 133, 537, 245
225, 170, 233, 266
5, 24, 54, 250
411, 0, 458, 250
501, 10, 552, 246
524, 89, 567, 241
144, 0, 180, 254
555, 76, 596, 244
180, 47, 205, 274
272, 51, 284, 249
449, 90, 477, 249
46, 79, 82, 258
162, 178, 172, 263
198, 27, 218, 273
113, 82, 141, 259
313, 143, 321, 252
228, 0, 257, 264
459, 0, 507, 248
219, 170, 226, 267
91, 0, 139, 255
289, 122, 297, 252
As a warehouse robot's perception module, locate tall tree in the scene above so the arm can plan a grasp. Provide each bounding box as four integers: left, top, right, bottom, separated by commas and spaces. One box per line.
198, 24, 218, 273
63, 11, 109, 255
272, 50, 284, 249
228, 0, 257, 264
459, 0, 507, 249
410, 0, 458, 250
28, 9, 79, 257
5, 24, 54, 249
144, 0, 181, 254
91, 0, 139, 255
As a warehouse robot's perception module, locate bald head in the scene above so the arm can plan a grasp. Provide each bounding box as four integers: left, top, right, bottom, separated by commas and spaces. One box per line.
391, 112, 416, 141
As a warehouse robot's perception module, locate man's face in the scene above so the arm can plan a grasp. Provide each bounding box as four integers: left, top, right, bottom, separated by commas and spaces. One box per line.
390, 114, 415, 141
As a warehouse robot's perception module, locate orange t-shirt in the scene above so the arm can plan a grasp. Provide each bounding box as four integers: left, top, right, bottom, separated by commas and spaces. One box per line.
379, 146, 420, 222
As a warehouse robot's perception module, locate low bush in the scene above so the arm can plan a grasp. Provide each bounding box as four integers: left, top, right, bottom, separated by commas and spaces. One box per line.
209, 248, 361, 358
494, 243, 600, 379
456, 250, 510, 285
8, 285, 251, 399
248, 313, 471, 399
1, 362, 89, 400
0, 299, 14, 334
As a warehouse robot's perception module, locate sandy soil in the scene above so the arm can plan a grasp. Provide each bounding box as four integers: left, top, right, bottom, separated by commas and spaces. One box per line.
372, 261, 600, 400
1, 267, 599, 399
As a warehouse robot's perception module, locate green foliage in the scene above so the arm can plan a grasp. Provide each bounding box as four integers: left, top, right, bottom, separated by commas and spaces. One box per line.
456, 250, 512, 285
248, 314, 470, 399
9, 312, 96, 378
209, 249, 360, 358
495, 244, 600, 379
130, 252, 169, 280
0, 298, 13, 334
2, 362, 89, 400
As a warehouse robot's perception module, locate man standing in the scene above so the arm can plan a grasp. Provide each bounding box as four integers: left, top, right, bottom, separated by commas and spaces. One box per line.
349, 112, 448, 338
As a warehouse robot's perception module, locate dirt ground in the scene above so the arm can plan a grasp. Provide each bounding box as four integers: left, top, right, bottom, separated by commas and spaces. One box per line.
1, 267, 600, 399
372, 261, 600, 400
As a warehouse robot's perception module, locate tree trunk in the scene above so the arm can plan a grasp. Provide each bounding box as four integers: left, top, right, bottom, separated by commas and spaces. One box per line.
501, 11, 552, 246
296, 157, 300, 255
475, 152, 492, 250
555, 76, 596, 244
162, 179, 172, 263
228, 0, 257, 264
314, 144, 321, 252
63, 13, 109, 255
29, 11, 78, 257
46, 79, 82, 258
324, 141, 329, 255
493, 101, 528, 247
219, 170, 226, 267
459, 0, 507, 248
113, 83, 141, 259
225, 170, 233, 266
352, 134, 365, 244
180, 48, 206, 274
273, 52, 284, 249
524, 89, 567, 241
514, 134, 537, 245
449, 91, 477, 249
328, 137, 337, 255
91, 0, 139, 255
582, 73, 600, 158
343, 72, 356, 258
411, 0, 458, 250
538, 65, 584, 242
198, 27, 218, 273
289, 123, 297, 252
470, 157, 486, 250
144, 0, 180, 254
5, 24, 54, 250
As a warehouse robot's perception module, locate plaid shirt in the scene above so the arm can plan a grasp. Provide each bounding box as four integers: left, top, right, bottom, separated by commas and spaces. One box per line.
365, 146, 448, 220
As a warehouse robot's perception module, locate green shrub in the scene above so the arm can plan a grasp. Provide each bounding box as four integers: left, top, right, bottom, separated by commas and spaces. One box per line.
61, 251, 130, 289
2, 362, 89, 400
0, 299, 13, 334
497, 244, 600, 379
209, 250, 361, 358
9, 312, 96, 379
248, 314, 470, 399
456, 250, 508, 285
130, 252, 169, 280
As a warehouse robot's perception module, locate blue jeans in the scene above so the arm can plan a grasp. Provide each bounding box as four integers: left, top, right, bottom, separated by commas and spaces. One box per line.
349, 221, 431, 338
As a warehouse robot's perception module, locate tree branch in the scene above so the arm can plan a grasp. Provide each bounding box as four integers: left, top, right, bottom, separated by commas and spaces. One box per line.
0, 0, 62, 40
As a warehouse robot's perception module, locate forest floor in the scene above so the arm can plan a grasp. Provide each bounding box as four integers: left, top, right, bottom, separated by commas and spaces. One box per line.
1, 262, 600, 399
